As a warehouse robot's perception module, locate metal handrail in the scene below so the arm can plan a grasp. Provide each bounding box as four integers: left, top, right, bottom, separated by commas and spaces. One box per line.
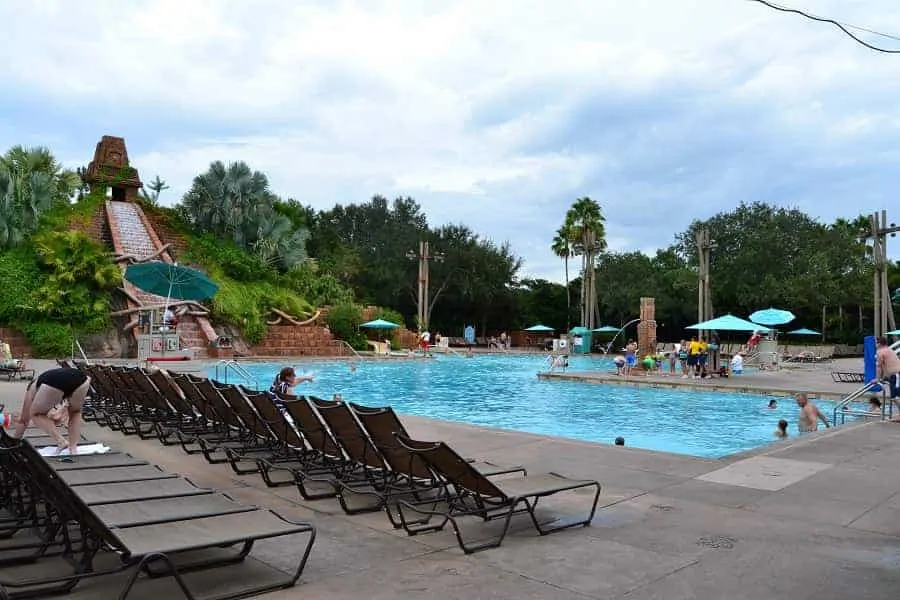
214, 359, 257, 389
72, 338, 91, 364
336, 340, 364, 360
833, 380, 881, 425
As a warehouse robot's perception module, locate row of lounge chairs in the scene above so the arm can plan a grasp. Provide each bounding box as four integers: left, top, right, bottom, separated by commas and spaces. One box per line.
0, 427, 316, 600
72, 361, 602, 555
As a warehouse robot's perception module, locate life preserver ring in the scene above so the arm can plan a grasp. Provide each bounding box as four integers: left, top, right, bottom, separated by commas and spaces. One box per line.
151, 339, 162, 352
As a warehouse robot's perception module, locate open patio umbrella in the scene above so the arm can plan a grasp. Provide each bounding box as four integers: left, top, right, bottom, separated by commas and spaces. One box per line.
885, 329, 900, 335
592, 325, 620, 333
786, 328, 821, 336
687, 314, 769, 332
524, 324, 555, 332
360, 319, 399, 329
749, 307, 795, 327
124, 261, 219, 303
569, 326, 591, 335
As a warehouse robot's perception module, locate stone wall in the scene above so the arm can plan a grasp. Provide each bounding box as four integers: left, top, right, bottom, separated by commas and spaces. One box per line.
248, 324, 344, 357
0, 327, 33, 358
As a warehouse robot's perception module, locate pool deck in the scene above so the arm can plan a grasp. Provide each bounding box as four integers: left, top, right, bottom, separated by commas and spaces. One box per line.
4, 359, 900, 599
539, 357, 867, 400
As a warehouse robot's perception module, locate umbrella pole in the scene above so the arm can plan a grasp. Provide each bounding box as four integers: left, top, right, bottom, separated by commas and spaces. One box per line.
162, 280, 175, 358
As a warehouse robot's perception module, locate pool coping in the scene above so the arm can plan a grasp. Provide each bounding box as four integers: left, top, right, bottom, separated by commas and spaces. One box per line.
537, 370, 848, 400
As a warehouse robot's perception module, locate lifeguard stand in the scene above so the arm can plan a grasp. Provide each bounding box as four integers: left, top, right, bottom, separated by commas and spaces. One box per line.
757, 338, 779, 369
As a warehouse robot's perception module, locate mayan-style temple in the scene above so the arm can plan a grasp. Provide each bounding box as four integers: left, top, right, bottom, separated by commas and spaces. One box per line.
83, 135, 143, 202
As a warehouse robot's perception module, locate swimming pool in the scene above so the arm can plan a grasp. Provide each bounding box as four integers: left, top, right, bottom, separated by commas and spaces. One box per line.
207, 354, 838, 459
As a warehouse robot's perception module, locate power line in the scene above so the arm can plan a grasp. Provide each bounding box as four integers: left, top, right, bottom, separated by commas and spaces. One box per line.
746, 0, 900, 53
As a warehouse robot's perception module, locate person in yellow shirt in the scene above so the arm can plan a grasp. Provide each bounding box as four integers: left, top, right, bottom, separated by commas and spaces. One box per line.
684, 337, 700, 378
697, 339, 709, 378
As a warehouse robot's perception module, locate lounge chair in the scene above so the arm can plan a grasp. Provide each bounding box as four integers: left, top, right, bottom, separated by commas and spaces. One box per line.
0, 438, 316, 600
57, 464, 177, 486
0, 343, 33, 381
349, 403, 526, 527
263, 395, 346, 500
832, 371, 865, 383
394, 433, 601, 554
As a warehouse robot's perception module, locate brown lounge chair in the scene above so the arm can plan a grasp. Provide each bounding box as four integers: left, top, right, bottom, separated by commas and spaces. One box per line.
0, 439, 317, 600
347, 403, 527, 525
394, 433, 601, 554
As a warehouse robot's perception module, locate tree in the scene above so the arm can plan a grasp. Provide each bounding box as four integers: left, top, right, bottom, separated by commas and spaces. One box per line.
514, 278, 569, 331
0, 146, 80, 248
140, 175, 170, 205
551, 224, 575, 330
179, 161, 310, 270
565, 197, 606, 329
673, 203, 875, 341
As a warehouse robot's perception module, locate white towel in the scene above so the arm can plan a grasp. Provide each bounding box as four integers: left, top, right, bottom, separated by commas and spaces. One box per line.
38, 443, 112, 457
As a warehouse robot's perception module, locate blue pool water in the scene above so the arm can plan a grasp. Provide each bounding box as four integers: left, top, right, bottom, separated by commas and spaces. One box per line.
208, 354, 839, 459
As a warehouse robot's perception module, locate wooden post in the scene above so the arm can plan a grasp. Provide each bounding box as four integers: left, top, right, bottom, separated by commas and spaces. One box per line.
864, 212, 899, 337
695, 229, 713, 339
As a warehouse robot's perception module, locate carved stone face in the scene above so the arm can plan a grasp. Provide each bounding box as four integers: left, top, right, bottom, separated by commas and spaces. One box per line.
107, 151, 123, 166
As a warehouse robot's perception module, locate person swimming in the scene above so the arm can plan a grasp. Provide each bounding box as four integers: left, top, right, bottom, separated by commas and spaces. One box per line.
868, 396, 882, 415
774, 419, 788, 438
768, 399, 777, 409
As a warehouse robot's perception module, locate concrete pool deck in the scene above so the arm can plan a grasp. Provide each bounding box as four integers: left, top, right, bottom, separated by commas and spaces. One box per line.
3, 359, 900, 599
539, 357, 868, 400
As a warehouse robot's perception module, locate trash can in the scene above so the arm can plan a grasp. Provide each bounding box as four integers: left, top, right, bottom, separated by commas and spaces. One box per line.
569, 327, 592, 355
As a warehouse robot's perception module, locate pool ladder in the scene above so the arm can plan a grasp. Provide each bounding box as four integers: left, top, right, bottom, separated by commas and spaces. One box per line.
833, 380, 893, 425
214, 360, 259, 389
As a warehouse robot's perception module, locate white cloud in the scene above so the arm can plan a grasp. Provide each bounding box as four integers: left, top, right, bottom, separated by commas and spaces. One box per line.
3, 0, 900, 282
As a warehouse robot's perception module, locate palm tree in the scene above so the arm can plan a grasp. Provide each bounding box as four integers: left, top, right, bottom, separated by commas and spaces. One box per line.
181, 160, 311, 271
565, 197, 607, 329
0, 145, 80, 248
140, 175, 170, 205
181, 160, 272, 247
551, 225, 575, 330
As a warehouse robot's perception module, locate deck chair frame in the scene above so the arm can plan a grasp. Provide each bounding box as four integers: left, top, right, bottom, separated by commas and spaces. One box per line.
394, 433, 601, 554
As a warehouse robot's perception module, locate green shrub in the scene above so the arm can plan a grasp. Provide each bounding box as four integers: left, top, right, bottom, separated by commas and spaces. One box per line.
326, 302, 367, 350
184, 234, 276, 283
37, 193, 106, 232
211, 276, 315, 344
29, 230, 119, 333
281, 262, 353, 306
20, 321, 72, 357
0, 248, 42, 323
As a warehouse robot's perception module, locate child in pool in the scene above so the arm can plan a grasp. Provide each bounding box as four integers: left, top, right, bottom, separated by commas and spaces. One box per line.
774, 419, 788, 438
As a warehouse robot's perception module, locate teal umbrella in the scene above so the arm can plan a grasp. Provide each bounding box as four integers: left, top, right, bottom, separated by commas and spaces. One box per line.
569, 326, 591, 335
360, 319, 399, 329
687, 314, 769, 332
592, 325, 620, 333
786, 328, 821, 336
886, 329, 900, 335
524, 324, 555, 332
749, 307, 795, 327
124, 261, 218, 302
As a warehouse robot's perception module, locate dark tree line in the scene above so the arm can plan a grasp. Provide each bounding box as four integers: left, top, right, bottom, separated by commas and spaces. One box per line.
543, 202, 897, 343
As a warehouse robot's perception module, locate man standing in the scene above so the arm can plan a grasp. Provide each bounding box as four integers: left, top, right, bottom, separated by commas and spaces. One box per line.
874, 337, 900, 416
795, 393, 830, 433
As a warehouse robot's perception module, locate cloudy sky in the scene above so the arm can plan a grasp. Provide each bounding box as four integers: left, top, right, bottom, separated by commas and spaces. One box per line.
2, 0, 899, 281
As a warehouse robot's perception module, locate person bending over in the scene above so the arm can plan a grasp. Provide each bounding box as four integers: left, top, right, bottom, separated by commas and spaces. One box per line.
13, 368, 90, 455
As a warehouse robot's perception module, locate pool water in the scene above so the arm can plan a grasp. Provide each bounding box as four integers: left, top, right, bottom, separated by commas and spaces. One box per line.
208, 354, 839, 459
